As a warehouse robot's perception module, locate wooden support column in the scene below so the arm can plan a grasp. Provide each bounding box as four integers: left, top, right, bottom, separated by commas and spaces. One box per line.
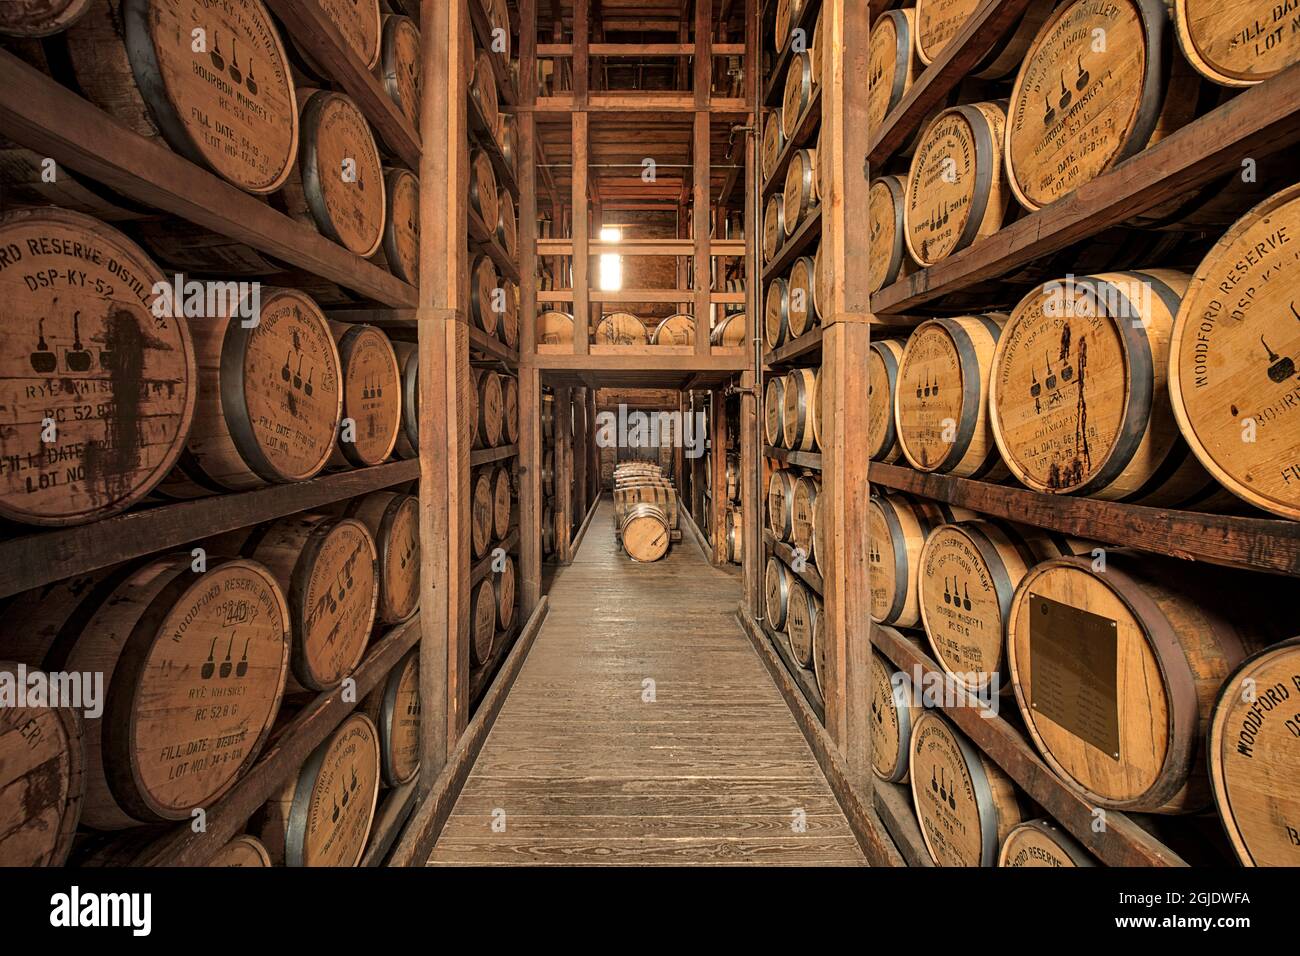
710, 389, 728, 563
588, 388, 600, 499
572, 112, 590, 355
744, 0, 757, 353
821, 0, 873, 789
555, 386, 574, 563
740, 369, 761, 612
692, 0, 712, 354
573, 386, 589, 521
518, 0, 542, 613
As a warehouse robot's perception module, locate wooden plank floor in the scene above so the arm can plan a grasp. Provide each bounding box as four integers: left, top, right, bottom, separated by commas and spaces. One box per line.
427, 499, 866, 866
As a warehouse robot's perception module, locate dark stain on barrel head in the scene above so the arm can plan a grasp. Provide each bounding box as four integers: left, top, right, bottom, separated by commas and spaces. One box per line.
84, 308, 144, 506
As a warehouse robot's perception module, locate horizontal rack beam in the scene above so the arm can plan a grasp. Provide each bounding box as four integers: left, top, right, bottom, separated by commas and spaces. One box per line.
537, 238, 746, 256
764, 530, 824, 595
538, 289, 747, 304
869, 462, 1300, 577
761, 206, 822, 283
764, 326, 824, 367
470, 444, 519, 467
471, 529, 522, 585
765, 446, 822, 470
0, 461, 420, 599
871, 625, 1186, 868
469, 326, 521, 364
762, 86, 822, 198
762, 0, 823, 107
537, 43, 747, 56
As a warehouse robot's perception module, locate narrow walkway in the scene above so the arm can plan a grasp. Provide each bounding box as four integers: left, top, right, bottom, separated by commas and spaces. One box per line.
427, 499, 865, 865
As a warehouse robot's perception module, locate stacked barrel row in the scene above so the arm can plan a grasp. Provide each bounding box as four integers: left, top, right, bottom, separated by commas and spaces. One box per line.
469, 369, 520, 672
541, 392, 558, 558
537, 310, 735, 349
867, 0, 1300, 304
613, 463, 677, 563
762, 0, 824, 355
868, 487, 1298, 867
2, 0, 424, 298
0, 486, 422, 867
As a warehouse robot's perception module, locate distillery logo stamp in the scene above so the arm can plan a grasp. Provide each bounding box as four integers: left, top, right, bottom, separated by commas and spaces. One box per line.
0, 664, 103, 718
49, 886, 151, 936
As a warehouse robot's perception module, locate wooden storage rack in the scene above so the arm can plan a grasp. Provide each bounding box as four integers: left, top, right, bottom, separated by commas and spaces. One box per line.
0, 0, 531, 867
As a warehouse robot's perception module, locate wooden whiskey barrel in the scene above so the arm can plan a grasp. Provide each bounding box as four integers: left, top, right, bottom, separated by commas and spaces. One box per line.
470, 577, 497, 665
707, 312, 748, 345
868, 339, 905, 463
471, 49, 500, 136
910, 709, 1024, 866
810, 367, 824, 452
809, 6, 823, 85
541, 447, 555, 495
0, 141, 149, 222
295, 0, 381, 73
763, 376, 787, 447
498, 112, 520, 172
537, 310, 575, 346
896, 315, 1009, 478
392, 340, 419, 458
783, 148, 819, 236
595, 311, 648, 345
614, 485, 678, 529
762, 110, 785, 181
255, 712, 379, 867
494, 553, 517, 630
360, 649, 420, 787
915, 0, 1051, 78
774, 0, 803, 52
497, 278, 520, 347
246, 514, 378, 692
905, 101, 1008, 267
0, 208, 197, 525
992, 270, 1223, 506
871, 649, 917, 784
782, 52, 813, 139
763, 194, 786, 262
475, 366, 504, 448
471, 253, 500, 336
786, 580, 820, 668
492, 463, 513, 539
1173, 0, 1300, 86
284, 89, 386, 257
726, 509, 744, 563
345, 491, 420, 625
621, 503, 670, 562
782, 368, 818, 452
765, 556, 793, 630
790, 474, 820, 566
501, 375, 520, 444
329, 322, 401, 467
787, 255, 818, 337
812, 598, 827, 695
208, 834, 273, 867
920, 519, 1091, 694
765, 277, 791, 352
869, 9, 919, 130
767, 469, 796, 541
64, 0, 299, 194
497, 189, 518, 259
998, 819, 1096, 867
541, 502, 555, 555
869, 492, 976, 628
652, 313, 696, 346
378, 14, 422, 128
1006, 0, 1197, 212
1168, 183, 1300, 520
0, 661, 85, 865
157, 288, 342, 497
471, 468, 493, 558
470, 149, 500, 233
1208, 636, 1300, 866
0, 0, 91, 36
5, 555, 290, 830
1007, 554, 1279, 813
869, 175, 909, 293
379, 168, 420, 285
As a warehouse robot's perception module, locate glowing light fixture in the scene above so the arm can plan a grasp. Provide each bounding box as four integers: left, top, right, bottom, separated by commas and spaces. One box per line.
598, 227, 623, 291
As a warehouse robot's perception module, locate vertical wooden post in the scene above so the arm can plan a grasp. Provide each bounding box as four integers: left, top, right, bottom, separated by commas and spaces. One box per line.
554, 385, 573, 563
693, 0, 712, 355
587, 388, 599, 501
742, 0, 761, 615
821, 0, 873, 789
518, 0, 542, 613
573, 386, 588, 522
710, 389, 728, 563
740, 370, 760, 611
415, 0, 452, 790
572, 112, 590, 355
